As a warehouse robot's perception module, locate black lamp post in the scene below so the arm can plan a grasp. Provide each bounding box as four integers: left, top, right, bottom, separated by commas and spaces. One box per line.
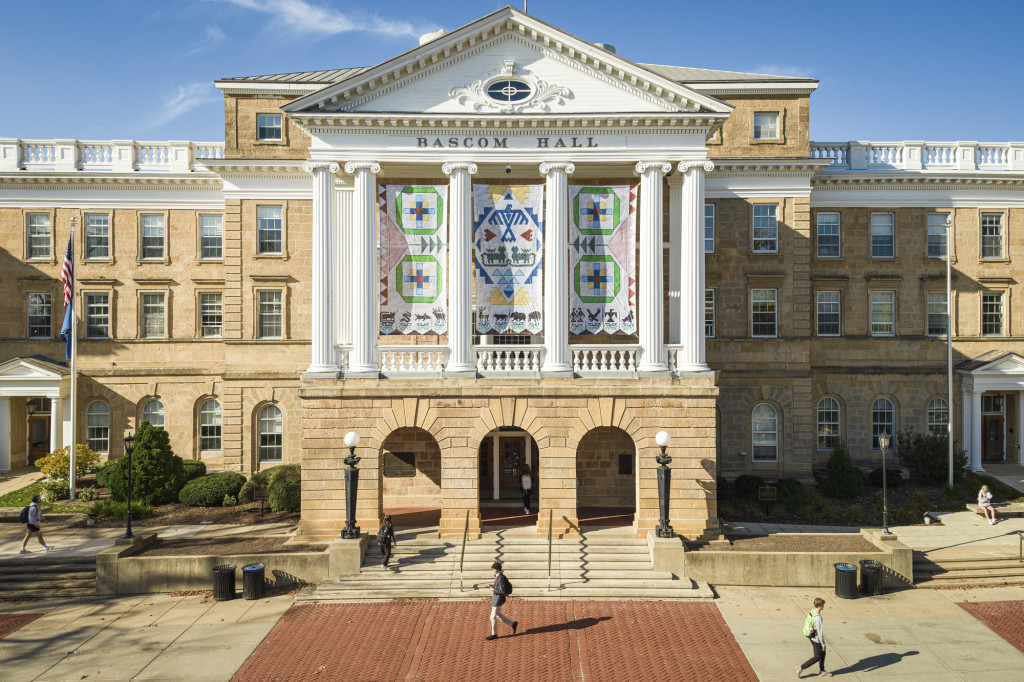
342, 431, 361, 539
878, 431, 892, 536
123, 433, 136, 539
655, 431, 674, 538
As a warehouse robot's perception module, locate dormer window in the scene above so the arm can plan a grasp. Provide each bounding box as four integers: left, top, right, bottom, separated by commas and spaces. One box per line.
257, 113, 283, 141
486, 79, 532, 104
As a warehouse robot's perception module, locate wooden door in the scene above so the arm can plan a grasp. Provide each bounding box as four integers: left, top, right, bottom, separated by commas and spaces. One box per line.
498, 436, 524, 499
29, 416, 49, 462
983, 415, 1004, 461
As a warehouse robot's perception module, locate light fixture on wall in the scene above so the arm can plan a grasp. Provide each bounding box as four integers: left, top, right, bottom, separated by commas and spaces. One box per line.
505, 163, 512, 174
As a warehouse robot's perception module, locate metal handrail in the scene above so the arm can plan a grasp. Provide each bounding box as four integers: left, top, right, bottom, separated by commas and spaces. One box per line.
1019, 530, 1023, 564
459, 509, 470, 591
547, 509, 553, 591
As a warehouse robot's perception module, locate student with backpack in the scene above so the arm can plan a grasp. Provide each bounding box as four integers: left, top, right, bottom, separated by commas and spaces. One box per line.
376, 515, 397, 570
486, 561, 517, 640
797, 597, 831, 677
20, 494, 54, 554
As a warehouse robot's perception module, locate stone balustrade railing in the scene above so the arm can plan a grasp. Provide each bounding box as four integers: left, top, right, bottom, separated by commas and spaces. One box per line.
0, 139, 225, 173
571, 344, 640, 374
379, 345, 447, 374
476, 346, 544, 374
811, 141, 1024, 172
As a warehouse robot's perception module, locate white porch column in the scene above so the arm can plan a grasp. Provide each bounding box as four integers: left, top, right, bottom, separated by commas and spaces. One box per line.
344, 161, 382, 376
1018, 392, 1024, 465
334, 177, 354, 365
635, 161, 671, 373
303, 161, 340, 377
442, 162, 478, 375
540, 161, 575, 374
676, 161, 714, 372
971, 389, 984, 471
49, 396, 61, 453
0, 398, 10, 472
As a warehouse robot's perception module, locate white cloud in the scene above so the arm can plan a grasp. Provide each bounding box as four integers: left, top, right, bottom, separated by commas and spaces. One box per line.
178, 25, 228, 59
753, 64, 816, 78
150, 83, 218, 128
214, 0, 433, 39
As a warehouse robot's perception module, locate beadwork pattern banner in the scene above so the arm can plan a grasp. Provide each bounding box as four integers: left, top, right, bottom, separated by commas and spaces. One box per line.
378, 184, 448, 335
568, 185, 637, 335
473, 184, 544, 334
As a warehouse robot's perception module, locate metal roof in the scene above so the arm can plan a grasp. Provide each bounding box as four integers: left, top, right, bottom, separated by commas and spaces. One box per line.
218, 67, 369, 84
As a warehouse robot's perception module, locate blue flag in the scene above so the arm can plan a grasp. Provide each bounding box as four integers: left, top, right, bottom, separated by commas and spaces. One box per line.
60, 304, 73, 361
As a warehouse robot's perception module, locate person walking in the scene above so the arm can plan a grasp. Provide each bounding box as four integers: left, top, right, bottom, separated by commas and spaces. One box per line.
978, 484, 998, 524
20, 494, 54, 554
796, 597, 831, 678
376, 514, 397, 570
486, 561, 517, 640
520, 465, 533, 515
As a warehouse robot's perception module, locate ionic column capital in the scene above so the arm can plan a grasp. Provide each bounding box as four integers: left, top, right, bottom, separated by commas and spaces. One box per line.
634, 161, 672, 176
539, 161, 575, 176
344, 161, 381, 175
677, 160, 715, 174
302, 160, 340, 175
442, 162, 478, 176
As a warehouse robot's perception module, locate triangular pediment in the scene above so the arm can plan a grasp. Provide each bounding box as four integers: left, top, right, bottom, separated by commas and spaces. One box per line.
968, 352, 1024, 375
284, 7, 731, 118
0, 357, 67, 381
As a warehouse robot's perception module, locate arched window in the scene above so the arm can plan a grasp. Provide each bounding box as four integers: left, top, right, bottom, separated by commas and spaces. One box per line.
199, 399, 222, 452
927, 398, 949, 437
86, 401, 110, 454
817, 397, 841, 450
752, 403, 778, 462
142, 399, 164, 428
257, 404, 283, 463
871, 397, 895, 450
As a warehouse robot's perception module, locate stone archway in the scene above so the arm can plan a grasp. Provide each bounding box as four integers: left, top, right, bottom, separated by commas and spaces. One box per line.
379, 427, 442, 532
576, 426, 637, 528
478, 425, 537, 529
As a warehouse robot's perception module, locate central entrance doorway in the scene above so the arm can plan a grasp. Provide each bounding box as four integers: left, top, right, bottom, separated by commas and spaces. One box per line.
479, 426, 535, 527
982, 394, 1005, 462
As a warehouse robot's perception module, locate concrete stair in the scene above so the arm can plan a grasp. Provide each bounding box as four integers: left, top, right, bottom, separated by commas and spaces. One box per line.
914, 553, 1024, 587
298, 527, 713, 602
0, 555, 97, 600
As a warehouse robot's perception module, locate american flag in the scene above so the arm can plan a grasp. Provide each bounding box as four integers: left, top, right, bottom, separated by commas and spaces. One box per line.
60, 234, 74, 306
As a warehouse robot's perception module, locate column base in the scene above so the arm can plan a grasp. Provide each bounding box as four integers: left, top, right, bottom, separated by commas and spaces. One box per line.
344, 365, 380, 378
636, 364, 670, 376
672, 363, 713, 375
540, 361, 573, 375
444, 362, 477, 377
301, 366, 340, 380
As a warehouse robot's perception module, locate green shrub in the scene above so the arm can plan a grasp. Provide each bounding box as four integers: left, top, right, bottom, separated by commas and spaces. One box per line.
896, 503, 918, 524
868, 468, 905, 488
108, 422, 186, 505
79, 486, 97, 502
734, 474, 765, 500
181, 459, 207, 482
36, 444, 101, 483
92, 499, 153, 519
179, 472, 246, 507
223, 494, 237, 507
716, 477, 735, 501
268, 464, 301, 512
942, 482, 963, 500
96, 461, 116, 488
818, 498, 839, 522
823, 440, 862, 499
776, 478, 810, 509
846, 504, 863, 522
239, 468, 274, 503
895, 430, 968, 485
41, 477, 69, 502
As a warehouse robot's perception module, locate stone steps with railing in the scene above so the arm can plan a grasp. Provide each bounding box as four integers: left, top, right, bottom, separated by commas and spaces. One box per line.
0, 556, 97, 600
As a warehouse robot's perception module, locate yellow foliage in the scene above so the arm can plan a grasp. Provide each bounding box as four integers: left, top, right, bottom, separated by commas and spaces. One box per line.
36, 444, 101, 482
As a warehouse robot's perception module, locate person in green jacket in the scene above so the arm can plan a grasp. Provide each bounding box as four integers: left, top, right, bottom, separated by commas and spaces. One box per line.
797, 597, 831, 678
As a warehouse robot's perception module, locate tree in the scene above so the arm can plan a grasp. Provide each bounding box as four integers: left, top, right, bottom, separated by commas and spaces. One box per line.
822, 439, 863, 499
36, 444, 101, 483
108, 421, 186, 505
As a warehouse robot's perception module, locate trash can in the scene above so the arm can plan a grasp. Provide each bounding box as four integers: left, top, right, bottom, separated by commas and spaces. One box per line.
213, 564, 236, 601
833, 562, 858, 599
242, 563, 266, 600
859, 559, 883, 596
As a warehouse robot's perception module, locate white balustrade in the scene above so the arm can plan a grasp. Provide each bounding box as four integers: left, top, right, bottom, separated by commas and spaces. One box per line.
809, 142, 849, 168
571, 345, 639, 374
379, 345, 447, 374
866, 143, 903, 168
335, 345, 352, 374
476, 346, 543, 373
0, 138, 224, 173
976, 144, 1010, 168
812, 140, 1022, 173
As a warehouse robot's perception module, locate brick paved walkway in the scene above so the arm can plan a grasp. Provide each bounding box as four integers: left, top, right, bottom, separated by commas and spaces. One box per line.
0, 613, 41, 640
958, 600, 1024, 654
232, 600, 756, 682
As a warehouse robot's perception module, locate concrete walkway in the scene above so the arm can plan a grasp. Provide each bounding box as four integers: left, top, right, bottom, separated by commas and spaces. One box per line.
983, 461, 1024, 496
0, 465, 45, 498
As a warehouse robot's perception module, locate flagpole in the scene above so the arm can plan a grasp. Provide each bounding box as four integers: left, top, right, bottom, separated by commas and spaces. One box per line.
69, 222, 77, 500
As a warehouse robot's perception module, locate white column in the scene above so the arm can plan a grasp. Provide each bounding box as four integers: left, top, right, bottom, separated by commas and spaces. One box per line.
971, 389, 984, 471
635, 161, 671, 373
303, 161, 340, 377
1018, 392, 1024, 464
344, 162, 382, 376
667, 175, 682, 344
676, 161, 714, 372
334, 178, 354, 364
442, 162, 478, 375
0, 398, 10, 472
49, 396, 61, 453
961, 388, 973, 471
540, 162, 575, 374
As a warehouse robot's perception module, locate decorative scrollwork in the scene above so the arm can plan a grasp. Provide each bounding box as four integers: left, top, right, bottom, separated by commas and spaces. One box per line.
678, 160, 715, 174
442, 162, 478, 176
343, 161, 381, 175
539, 162, 576, 176
634, 161, 672, 176
302, 161, 340, 174
448, 61, 572, 114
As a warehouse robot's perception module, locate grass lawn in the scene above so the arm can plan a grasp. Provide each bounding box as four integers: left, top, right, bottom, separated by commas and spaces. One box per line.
0, 481, 93, 514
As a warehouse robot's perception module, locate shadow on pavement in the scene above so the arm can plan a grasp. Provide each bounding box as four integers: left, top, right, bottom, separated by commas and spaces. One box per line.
832, 650, 919, 674
523, 615, 611, 636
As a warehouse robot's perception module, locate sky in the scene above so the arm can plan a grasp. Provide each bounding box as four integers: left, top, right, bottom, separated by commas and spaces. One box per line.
2, 0, 1022, 143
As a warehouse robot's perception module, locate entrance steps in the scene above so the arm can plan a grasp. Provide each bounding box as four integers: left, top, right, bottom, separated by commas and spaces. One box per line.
298, 526, 713, 602
914, 552, 1024, 588
0, 555, 97, 600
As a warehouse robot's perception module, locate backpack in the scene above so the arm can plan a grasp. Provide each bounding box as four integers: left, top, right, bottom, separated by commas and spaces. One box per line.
500, 573, 513, 595
19, 506, 30, 524
802, 611, 817, 638
376, 524, 390, 545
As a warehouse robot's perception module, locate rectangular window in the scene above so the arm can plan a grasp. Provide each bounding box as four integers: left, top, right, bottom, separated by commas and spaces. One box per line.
199, 292, 222, 338
981, 213, 1004, 259
141, 292, 166, 338
256, 113, 283, 141
871, 291, 895, 336
816, 291, 840, 336
752, 204, 778, 253
85, 293, 110, 338
752, 112, 778, 140
257, 206, 283, 254
199, 214, 223, 260
927, 212, 948, 258
258, 290, 283, 338
927, 292, 948, 336
704, 203, 715, 253
871, 213, 894, 258
26, 213, 51, 259
982, 292, 1004, 336
816, 212, 841, 258
84, 213, 110, 259
140, 214, 165, 260
28, 293, 52, 338
704, 289, 715, 338
751, 289, 777, 338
